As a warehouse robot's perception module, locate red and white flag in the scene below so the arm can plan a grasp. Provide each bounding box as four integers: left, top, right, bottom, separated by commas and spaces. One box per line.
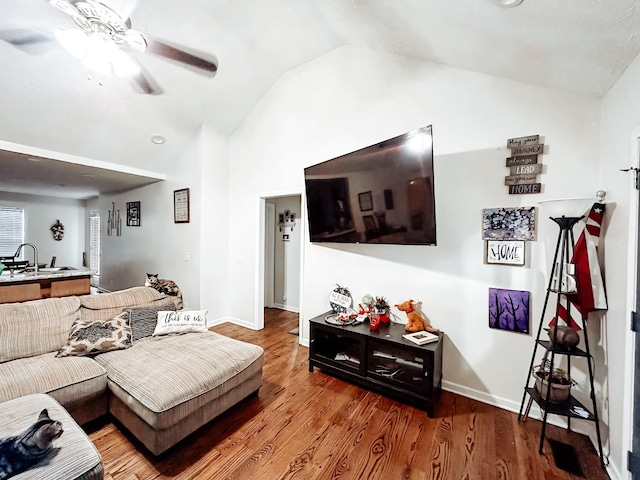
550, 202, 607, 330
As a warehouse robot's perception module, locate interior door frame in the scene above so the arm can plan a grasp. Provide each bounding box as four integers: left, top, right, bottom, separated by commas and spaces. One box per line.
254, 189, 304, 334
264, 202, 275, 308
627, 129, 640, 477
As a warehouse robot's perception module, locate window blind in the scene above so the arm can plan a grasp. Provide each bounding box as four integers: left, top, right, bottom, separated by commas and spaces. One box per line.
0, 207, 24, 258
90, 212, 101, 276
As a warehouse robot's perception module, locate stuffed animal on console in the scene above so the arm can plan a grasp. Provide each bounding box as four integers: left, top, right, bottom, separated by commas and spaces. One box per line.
395, 299, 439, 333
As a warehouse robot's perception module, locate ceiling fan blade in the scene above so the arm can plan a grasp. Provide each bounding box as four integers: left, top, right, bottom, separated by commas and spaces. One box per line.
49, 0, 87, 25
0, 29, 55, 52
145, 38, 218, 75
128, 57, 162, 95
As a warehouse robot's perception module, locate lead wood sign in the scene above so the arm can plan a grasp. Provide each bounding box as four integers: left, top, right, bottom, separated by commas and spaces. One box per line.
505, 134, 544, 195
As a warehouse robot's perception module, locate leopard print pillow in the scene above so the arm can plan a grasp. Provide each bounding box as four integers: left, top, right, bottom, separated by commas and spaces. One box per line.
56, 312, 132, 357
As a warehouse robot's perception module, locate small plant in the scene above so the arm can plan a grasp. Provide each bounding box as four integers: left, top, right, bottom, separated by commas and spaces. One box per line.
534, 359, 575, 386
374, 296, 389, 313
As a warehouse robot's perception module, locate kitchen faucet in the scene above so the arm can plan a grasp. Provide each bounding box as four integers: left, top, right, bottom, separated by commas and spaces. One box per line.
14, 243, 39, 273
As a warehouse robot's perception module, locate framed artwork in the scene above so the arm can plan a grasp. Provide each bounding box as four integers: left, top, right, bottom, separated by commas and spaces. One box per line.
384, 189, 394, 209
358, 191, 373, 211
126, 201, 141, 227
488, 287, 530, 334
486, 240, 525, 265
174, 188, 190, 223
362, 214, 376, 231
482, 206, 535, 241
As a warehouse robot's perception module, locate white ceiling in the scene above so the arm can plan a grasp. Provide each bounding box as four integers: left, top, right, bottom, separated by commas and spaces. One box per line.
1, 0, 639, 199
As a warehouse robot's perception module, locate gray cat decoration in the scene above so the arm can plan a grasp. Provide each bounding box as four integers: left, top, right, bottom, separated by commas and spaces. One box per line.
0, 409, 64, 480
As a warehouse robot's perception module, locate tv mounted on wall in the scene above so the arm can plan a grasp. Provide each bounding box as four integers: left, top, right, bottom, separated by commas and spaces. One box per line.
304, 125, 437, 245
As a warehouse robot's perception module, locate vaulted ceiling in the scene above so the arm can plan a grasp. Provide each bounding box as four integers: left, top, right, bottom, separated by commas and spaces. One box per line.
1, 0, 639, 199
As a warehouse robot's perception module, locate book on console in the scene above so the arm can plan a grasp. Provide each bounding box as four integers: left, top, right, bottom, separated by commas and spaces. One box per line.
402, 330, 439, 345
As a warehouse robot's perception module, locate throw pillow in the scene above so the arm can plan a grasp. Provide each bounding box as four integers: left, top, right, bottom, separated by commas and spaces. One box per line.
126, 305, 177, 342
56, 312, 132, 357
153, 310, 208, 336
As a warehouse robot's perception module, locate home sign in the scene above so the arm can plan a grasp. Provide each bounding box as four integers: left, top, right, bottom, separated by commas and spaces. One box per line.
505, 134, 544, 194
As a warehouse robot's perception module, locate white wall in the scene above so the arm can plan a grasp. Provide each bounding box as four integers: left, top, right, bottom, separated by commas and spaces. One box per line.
0, 192, 85, 267
227, 43, 613, 466
96, 132, 204, 309
600, 51, 640, 479
200, 124, 231, 323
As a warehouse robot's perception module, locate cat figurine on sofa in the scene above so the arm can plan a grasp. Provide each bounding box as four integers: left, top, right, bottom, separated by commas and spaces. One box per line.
145, 273, 184, 309
0, 409, 64, 480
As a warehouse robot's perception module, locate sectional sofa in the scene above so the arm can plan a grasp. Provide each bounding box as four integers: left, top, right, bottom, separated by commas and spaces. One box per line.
0, 286, 264, 455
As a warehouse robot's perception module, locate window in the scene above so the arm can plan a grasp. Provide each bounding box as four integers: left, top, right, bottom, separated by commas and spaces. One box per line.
0, 207, 24, 258
90, 211, 101, 276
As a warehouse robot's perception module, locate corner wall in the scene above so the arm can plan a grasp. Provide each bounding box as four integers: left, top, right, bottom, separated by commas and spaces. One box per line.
600, 50, 640, 479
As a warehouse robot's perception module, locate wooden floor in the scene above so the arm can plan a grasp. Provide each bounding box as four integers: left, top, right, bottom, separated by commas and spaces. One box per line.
89, 308, 609, 480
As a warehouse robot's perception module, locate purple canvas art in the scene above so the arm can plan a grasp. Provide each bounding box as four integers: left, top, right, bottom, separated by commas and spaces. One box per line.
489, 288, 530, 334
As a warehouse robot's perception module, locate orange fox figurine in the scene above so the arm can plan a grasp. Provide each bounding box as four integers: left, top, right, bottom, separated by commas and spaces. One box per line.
395, 299, 439, 333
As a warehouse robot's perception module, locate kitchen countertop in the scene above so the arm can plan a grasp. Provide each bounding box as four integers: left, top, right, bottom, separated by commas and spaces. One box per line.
0, 267, 94, 284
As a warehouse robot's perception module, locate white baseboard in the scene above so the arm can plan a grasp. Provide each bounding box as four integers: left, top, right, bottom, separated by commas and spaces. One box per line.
207, 316, 262, 330
272, 303, 300, 313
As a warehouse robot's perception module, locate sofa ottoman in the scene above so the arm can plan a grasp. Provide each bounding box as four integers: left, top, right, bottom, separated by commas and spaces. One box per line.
0, 393, 103, 480
94, 331, 264, 455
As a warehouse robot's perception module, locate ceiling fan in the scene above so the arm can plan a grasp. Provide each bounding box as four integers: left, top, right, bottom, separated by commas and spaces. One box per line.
2, 0, 218, 94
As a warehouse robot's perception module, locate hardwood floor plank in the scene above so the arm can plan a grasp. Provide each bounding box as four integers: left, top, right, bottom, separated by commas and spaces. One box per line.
87, 309, 610, 480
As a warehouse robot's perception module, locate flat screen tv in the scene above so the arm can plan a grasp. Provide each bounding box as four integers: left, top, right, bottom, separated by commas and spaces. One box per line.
304, 125, 436, 245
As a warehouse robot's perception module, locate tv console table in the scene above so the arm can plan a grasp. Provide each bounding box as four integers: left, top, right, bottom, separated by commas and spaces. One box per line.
309, 312, 443, 416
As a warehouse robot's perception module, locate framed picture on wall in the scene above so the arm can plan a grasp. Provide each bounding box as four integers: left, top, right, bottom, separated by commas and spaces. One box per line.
174, 188, 190, 223
358, 191, 373, 211
126, 201, 141, 227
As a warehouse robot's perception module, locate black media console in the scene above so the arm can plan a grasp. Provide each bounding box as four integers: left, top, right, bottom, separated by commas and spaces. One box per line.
309, 312, 443, 416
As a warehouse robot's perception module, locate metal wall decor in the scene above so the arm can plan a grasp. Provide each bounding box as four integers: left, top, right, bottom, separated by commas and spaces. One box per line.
107, 202, 122, 236
50, 219, 64, 241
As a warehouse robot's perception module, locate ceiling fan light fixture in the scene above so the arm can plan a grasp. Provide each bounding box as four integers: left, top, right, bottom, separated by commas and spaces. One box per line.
495, 0, 524, 7
55, 28, 139, 77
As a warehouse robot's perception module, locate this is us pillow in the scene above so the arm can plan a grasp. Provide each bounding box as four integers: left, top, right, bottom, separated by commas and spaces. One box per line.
152, 310, 208, 336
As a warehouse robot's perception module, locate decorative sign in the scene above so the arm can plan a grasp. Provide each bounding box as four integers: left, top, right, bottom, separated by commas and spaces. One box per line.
509, 164, 543, 176
504, 174, 538, 185
509, 183, 541, 194
506, 155, 538, 167
329, 285, 352, 313
505, 134, 544, 195
173, 188, 190, 223
486, 240, 525, 265
507, 135, 540, 148
510, 144, 544, 156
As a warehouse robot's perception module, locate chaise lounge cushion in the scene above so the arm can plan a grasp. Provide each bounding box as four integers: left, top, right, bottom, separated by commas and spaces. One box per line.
94, 331, 264, 430
0, 353, 107, 425
0, 296, 81, 363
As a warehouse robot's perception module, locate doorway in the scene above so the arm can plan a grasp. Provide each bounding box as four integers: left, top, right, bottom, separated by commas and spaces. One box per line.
257, 193, 303, 336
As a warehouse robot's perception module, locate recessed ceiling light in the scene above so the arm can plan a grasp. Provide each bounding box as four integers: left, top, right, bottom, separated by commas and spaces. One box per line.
80, 174, 95, 178
496, 0, 524, 6
26, 157, 41, 162
151, 135, 166, 144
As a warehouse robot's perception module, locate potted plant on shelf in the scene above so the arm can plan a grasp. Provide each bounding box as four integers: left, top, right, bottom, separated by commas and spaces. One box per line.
532, 359, 575, 403
374, 296, 390, 324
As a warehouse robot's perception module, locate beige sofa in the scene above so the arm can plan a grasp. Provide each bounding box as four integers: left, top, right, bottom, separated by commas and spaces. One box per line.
0, 287, 264, 455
